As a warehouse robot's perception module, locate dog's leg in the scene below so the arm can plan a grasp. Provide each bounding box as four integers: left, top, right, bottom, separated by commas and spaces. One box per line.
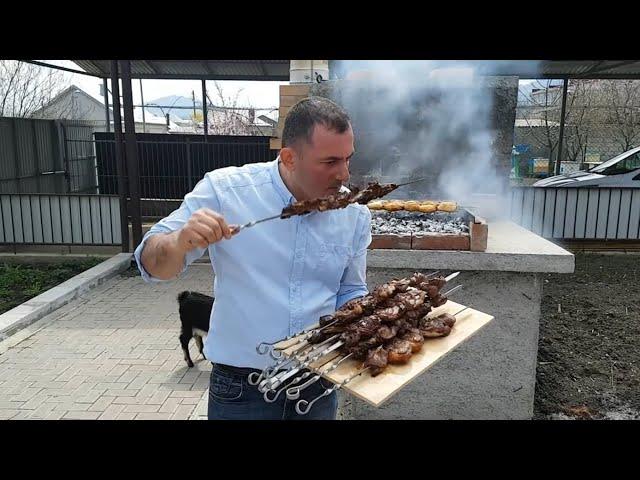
179, 333, 194, 368
194, 335, 205, 360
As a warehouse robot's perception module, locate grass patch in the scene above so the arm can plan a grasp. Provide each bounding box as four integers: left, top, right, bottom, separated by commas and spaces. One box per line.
0, 258, 105, 314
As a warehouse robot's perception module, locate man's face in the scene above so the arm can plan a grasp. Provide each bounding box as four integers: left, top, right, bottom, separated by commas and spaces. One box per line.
288, 123, 355, 200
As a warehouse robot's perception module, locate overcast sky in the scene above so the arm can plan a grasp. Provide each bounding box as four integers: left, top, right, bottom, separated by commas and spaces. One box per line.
40, 60, 285, 111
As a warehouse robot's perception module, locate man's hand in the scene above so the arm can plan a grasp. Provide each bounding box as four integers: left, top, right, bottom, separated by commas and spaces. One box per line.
176, 208, 233, 252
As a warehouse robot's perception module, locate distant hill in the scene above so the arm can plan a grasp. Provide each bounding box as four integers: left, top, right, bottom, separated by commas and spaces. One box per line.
145, 95, 202, 120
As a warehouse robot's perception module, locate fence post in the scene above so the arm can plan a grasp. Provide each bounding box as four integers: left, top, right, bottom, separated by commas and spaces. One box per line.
10, 120, 22, 194
52, 121, 64, 193
119, 60, 143, 249
186, 137, 193, 191
111, 60, 130, 253
58, 122, 72, 193
30, 120, 42, 192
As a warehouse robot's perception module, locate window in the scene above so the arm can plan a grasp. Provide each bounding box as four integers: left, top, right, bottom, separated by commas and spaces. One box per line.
599, 152, 640, 176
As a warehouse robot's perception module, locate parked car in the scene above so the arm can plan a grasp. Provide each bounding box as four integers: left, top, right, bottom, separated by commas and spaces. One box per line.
533, 146, 640, 187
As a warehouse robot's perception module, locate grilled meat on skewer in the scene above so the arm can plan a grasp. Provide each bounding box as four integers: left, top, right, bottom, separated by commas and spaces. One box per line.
363, 346, 389, 377
404, 303, 433, 327
281, 191, 352, 219
376, 304, 406, 323
386, 338, 413, 364
393, 289, 427, 309
280, 182, 402, 220
311, 277, 449, 343
317, 275, 441, 330
345, 336, 384, 360
399, 328, 425, 353
342, 315, 383, 347
418, 313, 457, 338
350, 182, 400, 204
376, 324, 398, 341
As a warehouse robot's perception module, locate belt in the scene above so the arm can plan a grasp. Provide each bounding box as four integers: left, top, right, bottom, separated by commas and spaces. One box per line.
212, 363, 261, 376
213, 362, 309, 377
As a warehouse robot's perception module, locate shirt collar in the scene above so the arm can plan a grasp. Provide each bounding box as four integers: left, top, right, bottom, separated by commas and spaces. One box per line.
270, 156, 295, 205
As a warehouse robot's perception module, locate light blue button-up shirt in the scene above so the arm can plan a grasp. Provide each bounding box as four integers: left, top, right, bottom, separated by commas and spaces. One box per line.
134, 158, 372, 369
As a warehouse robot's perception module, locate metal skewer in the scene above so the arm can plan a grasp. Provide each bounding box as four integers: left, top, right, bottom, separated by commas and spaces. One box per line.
256, 317, 342, 358
229, 214, 282, 235
441, 284, 463, 297
251, 272, 456, 387
248, 339, 321, 386
395, 177, 429, 188
444, 271, 460, 283
286, 353, 354, 400
266, 340, 345, 391
257, 335, 340, 392
263, 353, 338, 404
295, 366, 371, 415
231, 178, 430, 236
291, 293, 471, 415
257, 270, 446, 358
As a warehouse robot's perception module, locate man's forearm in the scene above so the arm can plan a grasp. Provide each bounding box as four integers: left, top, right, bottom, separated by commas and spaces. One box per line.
140, 231, 189, 280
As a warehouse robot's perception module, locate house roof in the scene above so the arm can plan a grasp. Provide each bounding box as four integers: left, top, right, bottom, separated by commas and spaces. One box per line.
32, 84, 171, 125
30, 84, 105, 117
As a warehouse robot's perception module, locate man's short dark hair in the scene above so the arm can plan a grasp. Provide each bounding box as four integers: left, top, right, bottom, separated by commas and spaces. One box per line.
281, 96, 351, 148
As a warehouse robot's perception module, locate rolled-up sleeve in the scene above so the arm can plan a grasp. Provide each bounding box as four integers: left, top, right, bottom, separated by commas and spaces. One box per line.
336, 207, 372, 309
134, 174, 220, 283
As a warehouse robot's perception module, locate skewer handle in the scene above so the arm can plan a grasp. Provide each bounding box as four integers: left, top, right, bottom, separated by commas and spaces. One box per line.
295, 367, 370, 415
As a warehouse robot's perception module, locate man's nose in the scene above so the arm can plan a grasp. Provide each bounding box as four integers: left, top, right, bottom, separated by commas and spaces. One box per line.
336, 160, 350, 182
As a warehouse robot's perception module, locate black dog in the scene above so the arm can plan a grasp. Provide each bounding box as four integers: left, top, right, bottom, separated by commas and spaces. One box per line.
177, 291, 214, 367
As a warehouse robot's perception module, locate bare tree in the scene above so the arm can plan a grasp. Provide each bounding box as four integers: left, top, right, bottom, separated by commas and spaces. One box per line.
518, 80, 562, 173
518, 79, 640, 175
594, 80, 640, 152
204, 81, 274, 136
563, 80, 598, 163
518, 79, 599, 170
0, 60, 70, 117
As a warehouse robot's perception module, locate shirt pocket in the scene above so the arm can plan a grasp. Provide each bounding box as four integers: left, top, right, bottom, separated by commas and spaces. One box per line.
209, 368, 243, 402
313, 243, 352, 289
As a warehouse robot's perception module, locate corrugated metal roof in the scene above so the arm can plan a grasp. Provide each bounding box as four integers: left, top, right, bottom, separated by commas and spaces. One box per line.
67, 60, 640, 80
535, 60, 640, 78
71, 60, 290, 80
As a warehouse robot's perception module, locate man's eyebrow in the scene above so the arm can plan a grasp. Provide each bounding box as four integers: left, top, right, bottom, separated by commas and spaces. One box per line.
320, 152, 356, 161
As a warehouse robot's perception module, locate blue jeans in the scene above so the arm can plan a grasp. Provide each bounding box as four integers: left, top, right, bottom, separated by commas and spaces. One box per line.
207, 363, 338, 420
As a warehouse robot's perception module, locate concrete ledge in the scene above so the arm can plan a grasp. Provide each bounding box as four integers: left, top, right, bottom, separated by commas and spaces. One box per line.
0, 253, 133, 341
368, 221, 575, 274
367, 249, 574, 273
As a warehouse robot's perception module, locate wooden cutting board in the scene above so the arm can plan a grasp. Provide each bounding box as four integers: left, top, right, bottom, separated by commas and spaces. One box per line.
274, 301, 494, 407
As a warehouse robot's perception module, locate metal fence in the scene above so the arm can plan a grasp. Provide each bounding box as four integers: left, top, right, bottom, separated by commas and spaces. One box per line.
64, 120, 102, 194
0, 193, 122, 246
92, 132, 276, 218
0, 117, 98, 194
510, 186, 640, 240
1, 129, 276, 247
3, 184, 639, 247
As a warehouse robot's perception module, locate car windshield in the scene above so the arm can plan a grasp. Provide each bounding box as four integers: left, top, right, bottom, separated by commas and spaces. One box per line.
590, 148, 640, 175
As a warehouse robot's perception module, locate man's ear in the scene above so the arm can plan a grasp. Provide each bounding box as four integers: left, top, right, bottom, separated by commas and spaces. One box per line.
280, 147, 297, 172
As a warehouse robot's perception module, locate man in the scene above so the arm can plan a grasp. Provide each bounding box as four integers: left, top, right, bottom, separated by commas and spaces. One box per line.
134, 96, 372, 420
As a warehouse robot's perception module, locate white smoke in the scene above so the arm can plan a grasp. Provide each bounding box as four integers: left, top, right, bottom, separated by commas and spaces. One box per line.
327, 60, 541, 219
